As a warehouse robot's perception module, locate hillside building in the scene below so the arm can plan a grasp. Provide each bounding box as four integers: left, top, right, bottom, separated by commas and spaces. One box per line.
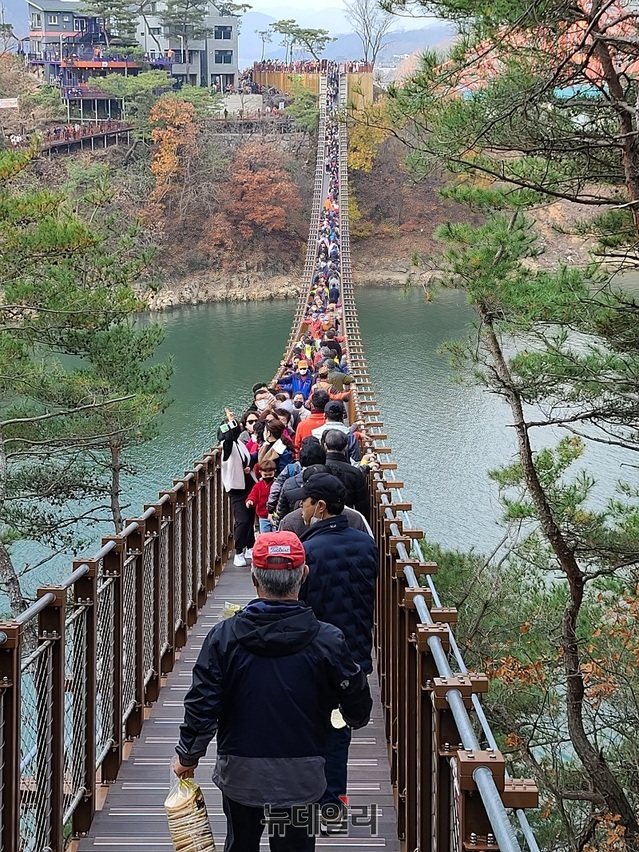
26, 0, 239, 98
134, 3, 239, 90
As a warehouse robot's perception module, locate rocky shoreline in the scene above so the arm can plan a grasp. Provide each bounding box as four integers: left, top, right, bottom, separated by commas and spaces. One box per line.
144, 272, 302, 310
142, 262, 432, 310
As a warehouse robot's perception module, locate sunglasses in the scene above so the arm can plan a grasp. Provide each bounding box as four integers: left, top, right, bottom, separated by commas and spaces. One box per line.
246, 418, 258, 424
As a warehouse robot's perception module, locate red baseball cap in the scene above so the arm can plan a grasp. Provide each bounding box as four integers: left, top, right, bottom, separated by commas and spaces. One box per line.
251, 532, 306, 570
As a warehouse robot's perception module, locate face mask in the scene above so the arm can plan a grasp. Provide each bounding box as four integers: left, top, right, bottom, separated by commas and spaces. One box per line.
255, 399, 269, 411
293, 400, 304, 409
308, 505, 323, 526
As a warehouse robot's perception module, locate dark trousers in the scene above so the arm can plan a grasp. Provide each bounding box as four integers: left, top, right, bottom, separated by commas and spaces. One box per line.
319, 726, 351, 810
222, 794, 316, 852
229, 489, 255, 553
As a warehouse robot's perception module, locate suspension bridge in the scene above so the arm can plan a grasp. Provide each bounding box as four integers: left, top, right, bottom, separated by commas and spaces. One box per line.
0, 70, 541, 852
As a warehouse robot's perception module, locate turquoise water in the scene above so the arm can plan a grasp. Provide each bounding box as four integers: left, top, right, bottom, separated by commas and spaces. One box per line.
10, 284, 631, 599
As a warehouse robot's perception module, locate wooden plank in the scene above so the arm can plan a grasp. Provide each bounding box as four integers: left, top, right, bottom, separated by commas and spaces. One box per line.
78, 562, 400, 851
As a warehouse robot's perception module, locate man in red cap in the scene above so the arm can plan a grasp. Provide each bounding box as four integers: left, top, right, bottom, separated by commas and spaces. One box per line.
174, 531, 372, 851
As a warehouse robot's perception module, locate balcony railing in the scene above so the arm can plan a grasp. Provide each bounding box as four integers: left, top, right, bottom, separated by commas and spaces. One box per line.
61, 86, 120, 99
62, 47, 141, 64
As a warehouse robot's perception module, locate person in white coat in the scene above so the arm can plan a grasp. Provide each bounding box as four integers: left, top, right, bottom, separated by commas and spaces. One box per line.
219, 408, 256, 566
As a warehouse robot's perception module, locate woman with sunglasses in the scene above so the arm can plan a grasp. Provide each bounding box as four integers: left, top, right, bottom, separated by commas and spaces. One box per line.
239, 411, 260, 455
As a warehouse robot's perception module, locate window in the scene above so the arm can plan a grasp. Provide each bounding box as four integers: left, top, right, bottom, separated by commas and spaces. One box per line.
31, 13, 42, 28
149, 1, 157, 11
48, 14, 58, 24
214, 49, 232, 64
214, 25, 232, 39
149, 26, 161, 34
63, 15, 70, 21
74, 18, 87, 30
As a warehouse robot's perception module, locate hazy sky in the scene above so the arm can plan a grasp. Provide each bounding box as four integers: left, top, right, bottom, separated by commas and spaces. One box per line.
244, 1, 438, 33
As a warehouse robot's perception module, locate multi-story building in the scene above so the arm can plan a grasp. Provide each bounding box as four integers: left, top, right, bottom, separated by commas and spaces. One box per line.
27, 0, 102, 83
134, 2, 239, 90
26, 0, 239, 95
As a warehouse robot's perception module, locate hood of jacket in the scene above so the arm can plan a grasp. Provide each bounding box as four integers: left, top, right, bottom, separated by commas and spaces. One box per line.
232, 599, 320, 657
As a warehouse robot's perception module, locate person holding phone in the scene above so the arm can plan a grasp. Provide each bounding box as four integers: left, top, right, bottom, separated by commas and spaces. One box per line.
219, 407, 256, 567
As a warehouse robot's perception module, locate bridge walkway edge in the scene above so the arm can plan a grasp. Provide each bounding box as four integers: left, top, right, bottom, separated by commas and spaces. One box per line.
77, 558, 401, 850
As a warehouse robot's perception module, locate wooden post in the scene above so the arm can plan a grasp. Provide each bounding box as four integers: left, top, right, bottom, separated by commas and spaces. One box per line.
0, 623, 21, 852
125, 520, 146, 738
72, 559, 98, 835
102, 535, 124, 783
159, 491, 177, 675
37, 586, 66, 850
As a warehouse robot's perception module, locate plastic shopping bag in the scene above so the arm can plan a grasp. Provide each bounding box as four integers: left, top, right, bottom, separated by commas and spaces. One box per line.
165, 777, 216, 852
221, 601, 243, 620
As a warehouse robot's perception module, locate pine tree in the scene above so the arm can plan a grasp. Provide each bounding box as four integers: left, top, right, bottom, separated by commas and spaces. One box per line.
81, 0, 137, 46
386, 0, 639, 258
162, 0, 211, 60
0, 148, 170, 616
429, 199, 639, 847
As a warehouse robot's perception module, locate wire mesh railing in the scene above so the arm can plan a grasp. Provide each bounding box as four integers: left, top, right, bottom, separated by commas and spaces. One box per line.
0, 453, 234, 850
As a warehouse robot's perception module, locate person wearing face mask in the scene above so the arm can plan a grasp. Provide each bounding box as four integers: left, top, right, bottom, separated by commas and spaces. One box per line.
252, 385, 277, 415
245, 459, 278, 533
277, 361, 314, 400
292, 392, 310, 421
298, 473, 379, 821
219, 408, 257, 567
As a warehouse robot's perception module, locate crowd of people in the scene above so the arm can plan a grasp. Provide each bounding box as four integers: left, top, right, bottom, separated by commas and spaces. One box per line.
5, 121, 126, 151
174, 64, 382, 852
253, 60, 373, 75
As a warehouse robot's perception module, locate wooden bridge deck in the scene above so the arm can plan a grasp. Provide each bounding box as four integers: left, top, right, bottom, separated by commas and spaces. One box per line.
78, 561, 400, 851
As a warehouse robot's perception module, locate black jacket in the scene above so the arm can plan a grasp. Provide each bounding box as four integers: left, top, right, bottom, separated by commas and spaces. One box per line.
276, 470, 306, 518
300, 514, 379, 673
325, 451, 370, 520
176, 599, 371, 807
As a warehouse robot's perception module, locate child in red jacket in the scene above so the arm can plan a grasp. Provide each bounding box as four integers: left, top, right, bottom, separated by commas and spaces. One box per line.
246, 459, 277, 533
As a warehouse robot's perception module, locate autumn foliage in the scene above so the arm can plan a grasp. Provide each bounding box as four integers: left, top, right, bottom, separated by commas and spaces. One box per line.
206, 140, 304, 247
148, 97, 199, 210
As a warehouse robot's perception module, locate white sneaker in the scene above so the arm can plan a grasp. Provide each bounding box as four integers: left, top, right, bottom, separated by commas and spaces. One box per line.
244, 548, 253, 561
233, 553, 247, 567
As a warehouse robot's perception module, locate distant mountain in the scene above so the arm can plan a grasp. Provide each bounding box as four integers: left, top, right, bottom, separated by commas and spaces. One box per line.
239, 11, 454, 68
1, 0, 29, 37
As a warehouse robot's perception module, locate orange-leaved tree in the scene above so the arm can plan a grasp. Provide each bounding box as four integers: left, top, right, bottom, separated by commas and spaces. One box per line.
214, 140, 303, 241
148, 96, 199, 215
